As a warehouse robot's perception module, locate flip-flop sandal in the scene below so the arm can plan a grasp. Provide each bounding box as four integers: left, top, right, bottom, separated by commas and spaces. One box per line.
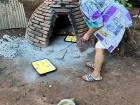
86, 62, 94, 69
81, 73, 96, 82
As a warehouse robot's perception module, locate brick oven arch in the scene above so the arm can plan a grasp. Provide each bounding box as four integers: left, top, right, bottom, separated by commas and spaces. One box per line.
26, 0, 88, 47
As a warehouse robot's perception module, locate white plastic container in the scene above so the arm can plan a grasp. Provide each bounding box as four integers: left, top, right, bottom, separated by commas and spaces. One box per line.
57, 99, 76, 105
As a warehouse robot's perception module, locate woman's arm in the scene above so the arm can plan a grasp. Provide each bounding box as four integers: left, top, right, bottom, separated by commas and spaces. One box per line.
82, 28, 97, 41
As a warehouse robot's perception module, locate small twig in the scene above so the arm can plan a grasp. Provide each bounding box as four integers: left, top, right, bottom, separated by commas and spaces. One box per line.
57, 43, 73, 52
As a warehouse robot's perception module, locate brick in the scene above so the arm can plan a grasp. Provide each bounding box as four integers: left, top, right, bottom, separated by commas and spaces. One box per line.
36, 28, 49, 35
39, 40, 48, 45
35, 10, 43, 15
35, 28, 44, 34
55, 8, 70, 13
65, 5, 77, 8
77, 24, 86, 28
43, 34, 48, 38
28, 36, 40, 43
28, 21, 33, 26
63, 0, 74, 2
75, 28, 88, 33
74, 18, 84, 23
57, 1, 70, 5
29, 25, 36, 31
31, 19, 39, 24
71, 7, 80, 12
27, 39, 34, 45
34, 42, 47, 48
72, 11, 81, 16
42, 9, 53, 13
44, 21, 52, 24
38, 6, 50, 11
34, 13, 45, 19
33, 24, 42, 29
34, 17, 45, 22
40, 22, 51, 27
43, 17, 52, 21
75, 21, 85, 25
50, 4, 61, 8
69, 1, 79, 5
27, 32, 35, 38
73, 14, 83, 19
35, 36, 47, 42
28, 28, 43, 37
43, 13, 53, 17
54, 0, 61, 1
48, 1, 55, 4
42, 27, 50, 31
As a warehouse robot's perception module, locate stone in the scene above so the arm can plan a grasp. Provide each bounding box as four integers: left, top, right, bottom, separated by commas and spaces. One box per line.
3, 35, 13, 42
11, 43, 19, 48
0, 39, 3, 44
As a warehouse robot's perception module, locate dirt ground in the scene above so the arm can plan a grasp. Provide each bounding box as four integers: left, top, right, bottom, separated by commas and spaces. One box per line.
0, 30, 140, 105
0, 50, 140, 105
0, 4, 140, 104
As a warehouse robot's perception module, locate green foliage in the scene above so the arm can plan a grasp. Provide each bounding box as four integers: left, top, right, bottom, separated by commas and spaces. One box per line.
116, 0, 132, 8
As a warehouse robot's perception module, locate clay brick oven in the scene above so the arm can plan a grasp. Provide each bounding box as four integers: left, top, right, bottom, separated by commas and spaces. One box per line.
26, 0, 88, 47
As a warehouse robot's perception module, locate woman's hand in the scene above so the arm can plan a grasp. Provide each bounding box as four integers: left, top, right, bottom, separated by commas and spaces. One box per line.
82, 28, 97, 41
82, 33, 91, 41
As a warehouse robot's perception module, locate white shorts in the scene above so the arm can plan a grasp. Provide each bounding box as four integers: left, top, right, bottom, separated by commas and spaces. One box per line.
95, 41, 104, 49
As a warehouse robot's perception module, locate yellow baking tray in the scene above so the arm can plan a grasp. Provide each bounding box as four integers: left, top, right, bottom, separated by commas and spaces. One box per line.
32, 59, 56, 75
64, 35, 77, 43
